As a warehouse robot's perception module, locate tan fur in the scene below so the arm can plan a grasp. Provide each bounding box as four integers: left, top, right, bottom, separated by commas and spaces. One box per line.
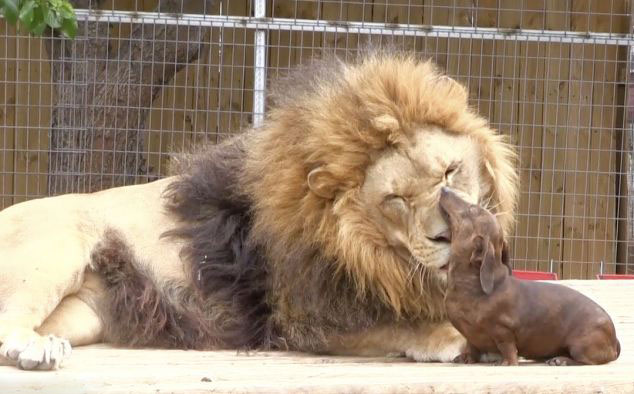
0, 50, 518, 370
0, 178, 185, 369
325, 320, 466, 362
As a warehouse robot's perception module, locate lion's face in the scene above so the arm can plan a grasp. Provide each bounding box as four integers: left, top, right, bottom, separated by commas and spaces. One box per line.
245, 52, 517, 317
359, 126, 485, 284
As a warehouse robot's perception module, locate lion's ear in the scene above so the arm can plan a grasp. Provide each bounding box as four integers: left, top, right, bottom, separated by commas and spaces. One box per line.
372, 114, 400, 132
307, 167, 337, 199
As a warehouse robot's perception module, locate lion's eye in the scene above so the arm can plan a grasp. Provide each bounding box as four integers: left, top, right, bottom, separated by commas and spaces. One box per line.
383, 194, 409, 210
385, 194, 407, 203
445, 161, 460, 179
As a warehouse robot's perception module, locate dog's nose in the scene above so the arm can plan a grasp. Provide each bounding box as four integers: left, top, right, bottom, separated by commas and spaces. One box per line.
440, 186, 450, 197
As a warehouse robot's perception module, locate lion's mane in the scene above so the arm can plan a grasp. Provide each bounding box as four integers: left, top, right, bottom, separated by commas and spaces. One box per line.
236, 50, 517, 349
101, 50, 517, 352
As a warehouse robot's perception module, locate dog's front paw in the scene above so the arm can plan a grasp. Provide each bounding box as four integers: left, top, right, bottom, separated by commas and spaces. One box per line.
453, 352, 478, 364
495, 358, 519, 366
0, 333, 71, 370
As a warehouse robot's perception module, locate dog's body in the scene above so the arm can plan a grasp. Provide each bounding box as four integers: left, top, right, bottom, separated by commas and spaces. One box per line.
439, 187, 621, 366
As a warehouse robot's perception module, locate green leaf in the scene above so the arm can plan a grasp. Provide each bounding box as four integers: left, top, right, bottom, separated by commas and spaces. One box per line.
1, 0, 20, 24
29, 3, 47, 35
58, 3, 73, 19
18, 0, 36, 26
44, 7, 62, 28
59, 16, 76, 38
30, 18, 47, 35
2, 0, 77, 39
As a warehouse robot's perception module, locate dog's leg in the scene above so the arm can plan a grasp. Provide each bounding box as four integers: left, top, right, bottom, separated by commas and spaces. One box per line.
492, 330, 519, 366
0, 232, 91, 370
564, 327, 620, 365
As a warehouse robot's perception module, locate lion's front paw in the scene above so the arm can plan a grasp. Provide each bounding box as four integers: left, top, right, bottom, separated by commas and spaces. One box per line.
478, 352, 502, 363
0, 333, 71, 370
453, 352, 478, 364
405, 336, 466, 363
546, 356, 580, 366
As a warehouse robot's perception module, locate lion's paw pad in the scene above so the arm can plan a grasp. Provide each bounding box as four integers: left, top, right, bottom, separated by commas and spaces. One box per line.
546, 356, 575, 366
1, 334, 71, 370
453, 352, 477, 364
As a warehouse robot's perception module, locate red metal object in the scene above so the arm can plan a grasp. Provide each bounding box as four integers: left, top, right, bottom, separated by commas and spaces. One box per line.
512, 270, 559, 280
596, 274, 634, 280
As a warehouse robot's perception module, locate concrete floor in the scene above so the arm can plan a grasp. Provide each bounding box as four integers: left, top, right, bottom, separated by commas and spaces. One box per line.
1, 280, 633, 393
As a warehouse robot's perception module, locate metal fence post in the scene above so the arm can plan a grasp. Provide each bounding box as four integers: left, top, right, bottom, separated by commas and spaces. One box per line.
253, 0, 267, 128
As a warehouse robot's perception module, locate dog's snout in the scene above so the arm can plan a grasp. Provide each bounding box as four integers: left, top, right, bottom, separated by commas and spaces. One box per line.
439, 186, 459, 211
439, 187, 451, 208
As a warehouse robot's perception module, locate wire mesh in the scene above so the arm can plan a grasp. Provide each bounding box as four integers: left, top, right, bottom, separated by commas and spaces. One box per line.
0, 0, 632, 278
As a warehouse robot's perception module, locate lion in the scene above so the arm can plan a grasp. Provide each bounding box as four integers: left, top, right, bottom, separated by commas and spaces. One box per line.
0, 50, 517, 370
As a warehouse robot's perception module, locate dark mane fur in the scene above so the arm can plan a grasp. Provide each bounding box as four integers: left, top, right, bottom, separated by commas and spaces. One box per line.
162, 135, 273, 349
92, 230, 216, 348
93, 135, 273, 349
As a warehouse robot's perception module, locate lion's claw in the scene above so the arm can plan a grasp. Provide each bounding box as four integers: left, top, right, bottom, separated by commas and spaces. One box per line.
0, 333, 71, 370
453, 352, 478, 364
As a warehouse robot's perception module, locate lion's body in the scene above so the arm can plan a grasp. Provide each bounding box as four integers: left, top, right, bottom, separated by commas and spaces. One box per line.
0, 51, 517, 370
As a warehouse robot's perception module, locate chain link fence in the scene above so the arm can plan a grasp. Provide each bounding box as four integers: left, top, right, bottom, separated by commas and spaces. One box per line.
1, 0, 632, 278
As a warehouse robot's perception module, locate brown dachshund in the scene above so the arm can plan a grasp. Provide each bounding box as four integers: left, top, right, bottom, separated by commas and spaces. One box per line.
439, 187, 620, 366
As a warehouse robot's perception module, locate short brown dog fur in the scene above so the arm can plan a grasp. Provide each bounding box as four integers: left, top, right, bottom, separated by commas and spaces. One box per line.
440, 187, 621, 366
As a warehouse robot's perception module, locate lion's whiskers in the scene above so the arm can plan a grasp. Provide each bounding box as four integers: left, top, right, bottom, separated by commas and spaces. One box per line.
406, 258, 424, 285
481, 194, 498, 211
494, 209, 511, 218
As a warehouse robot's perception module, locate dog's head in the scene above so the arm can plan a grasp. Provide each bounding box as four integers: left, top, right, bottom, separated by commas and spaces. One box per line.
439, 187, 510, 294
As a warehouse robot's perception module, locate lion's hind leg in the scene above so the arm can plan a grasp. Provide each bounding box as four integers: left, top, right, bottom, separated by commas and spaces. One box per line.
0, 201, 93, 370
0, 243, 86, 370
37, 271, 105, 347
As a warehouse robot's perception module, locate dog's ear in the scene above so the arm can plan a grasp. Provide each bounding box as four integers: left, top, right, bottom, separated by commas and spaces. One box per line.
471, 235, 495, 294
501, 241, 512, 275
470, 235, 485, 267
